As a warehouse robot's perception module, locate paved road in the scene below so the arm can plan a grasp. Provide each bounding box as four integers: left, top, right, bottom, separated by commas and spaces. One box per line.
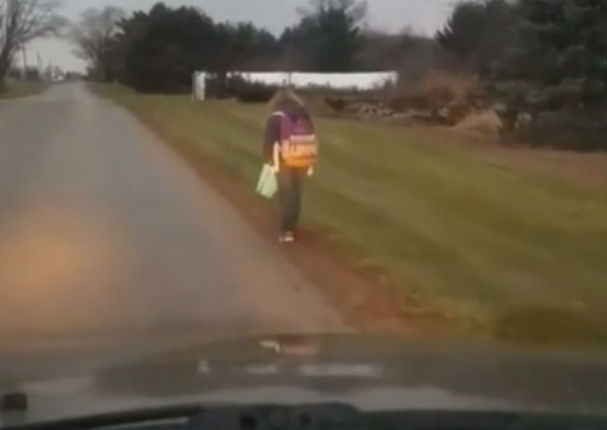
0, 84, 343, 377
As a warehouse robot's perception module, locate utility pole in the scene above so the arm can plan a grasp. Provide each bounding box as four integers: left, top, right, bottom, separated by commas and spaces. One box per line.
21, 45, 27, 79
36, 50, 42, 75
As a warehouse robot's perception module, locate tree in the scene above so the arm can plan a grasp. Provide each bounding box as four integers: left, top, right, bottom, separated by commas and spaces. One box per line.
357, 27, 441, 75
0, 0, 64, 88
436, 0, 521, 75
112, 2, 281, 92
119, 3, 221, 92
515, 0, 606, 101
282, 0, 367, 71
70, 6, 125, 82
511, 0, 606, 149
436, 1, 485, 63
213, 22, 279, 71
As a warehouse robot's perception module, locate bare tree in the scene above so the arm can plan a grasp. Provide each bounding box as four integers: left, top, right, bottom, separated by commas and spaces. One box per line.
0, 0, 64, 88
70, 6, 124, 82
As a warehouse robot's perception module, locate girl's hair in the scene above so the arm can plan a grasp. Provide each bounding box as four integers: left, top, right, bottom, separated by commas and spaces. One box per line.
268, 87, 304, 113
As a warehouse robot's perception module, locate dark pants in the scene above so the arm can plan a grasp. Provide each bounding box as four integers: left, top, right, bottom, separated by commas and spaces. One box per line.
277, 167, 306, 234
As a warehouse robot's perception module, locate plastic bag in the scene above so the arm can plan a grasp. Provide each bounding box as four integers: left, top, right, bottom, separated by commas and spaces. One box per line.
256, 164, 278, 199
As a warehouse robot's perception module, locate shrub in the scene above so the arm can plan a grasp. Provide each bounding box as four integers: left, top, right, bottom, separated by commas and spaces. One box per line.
231, 80, 277, 103
510, 109, 606, 151
388, 70, 479, 114
204, 74, 277, 103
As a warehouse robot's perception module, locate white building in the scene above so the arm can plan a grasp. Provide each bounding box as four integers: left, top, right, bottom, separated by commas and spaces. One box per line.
193, 71, 398, 100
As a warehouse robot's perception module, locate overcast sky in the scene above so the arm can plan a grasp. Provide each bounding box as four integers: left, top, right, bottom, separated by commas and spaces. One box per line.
28, 0, 455, 72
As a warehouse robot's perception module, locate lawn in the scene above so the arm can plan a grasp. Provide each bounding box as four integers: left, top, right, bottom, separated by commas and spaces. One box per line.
0, 81, 46, 99
94, 84, 607, 346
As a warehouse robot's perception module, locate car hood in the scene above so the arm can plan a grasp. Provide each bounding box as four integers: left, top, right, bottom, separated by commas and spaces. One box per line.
1, 334, 605, 425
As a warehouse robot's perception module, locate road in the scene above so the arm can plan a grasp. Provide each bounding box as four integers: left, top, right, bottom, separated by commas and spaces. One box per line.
0, 84, 343, 378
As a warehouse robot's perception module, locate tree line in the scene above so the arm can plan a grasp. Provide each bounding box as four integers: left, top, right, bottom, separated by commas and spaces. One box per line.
438, 0, 606, 149
438, 0, 606, 109
73, 0, 398, 92
1, 0, 604, 149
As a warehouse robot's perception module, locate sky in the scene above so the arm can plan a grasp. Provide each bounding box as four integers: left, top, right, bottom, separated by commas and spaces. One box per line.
28, 0, 456, 72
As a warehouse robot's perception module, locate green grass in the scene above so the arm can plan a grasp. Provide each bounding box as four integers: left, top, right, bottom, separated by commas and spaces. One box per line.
0, 80, 47, 99
94, 84, 607, 346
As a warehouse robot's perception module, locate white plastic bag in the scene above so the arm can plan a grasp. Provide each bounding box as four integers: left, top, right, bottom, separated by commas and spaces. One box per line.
256, 164, 278, 199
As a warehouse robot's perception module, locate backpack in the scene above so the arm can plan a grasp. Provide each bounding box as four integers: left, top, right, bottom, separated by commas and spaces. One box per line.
273, 111, 318, 169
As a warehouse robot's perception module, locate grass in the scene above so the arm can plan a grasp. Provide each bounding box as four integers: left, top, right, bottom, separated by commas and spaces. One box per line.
93, 84, 607, 346
0, 81, 46, 99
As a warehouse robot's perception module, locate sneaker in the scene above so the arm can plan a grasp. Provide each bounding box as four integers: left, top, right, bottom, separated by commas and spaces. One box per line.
279, 232, 295, 243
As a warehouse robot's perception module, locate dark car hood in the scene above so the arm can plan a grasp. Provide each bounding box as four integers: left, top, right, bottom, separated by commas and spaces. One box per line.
1, 334, 605, 425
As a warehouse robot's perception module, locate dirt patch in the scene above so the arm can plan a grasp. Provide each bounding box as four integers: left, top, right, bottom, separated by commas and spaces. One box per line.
452, 110, 503, 140
495, 306, 605, 344
135, 114, 448, 337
